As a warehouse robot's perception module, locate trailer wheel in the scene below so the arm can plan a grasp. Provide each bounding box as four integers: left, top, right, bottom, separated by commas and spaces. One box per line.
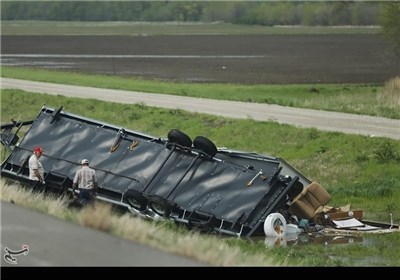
168, 129, 192, 147
193, 136, 217, 158
125, 189, 147, 211
148, 196, 171, 218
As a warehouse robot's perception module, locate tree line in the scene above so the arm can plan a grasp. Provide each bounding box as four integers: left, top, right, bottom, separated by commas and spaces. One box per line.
1, 1, 386, 26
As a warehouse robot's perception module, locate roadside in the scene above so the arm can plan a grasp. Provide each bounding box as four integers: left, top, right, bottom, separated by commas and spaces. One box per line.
1, 77, 399, 140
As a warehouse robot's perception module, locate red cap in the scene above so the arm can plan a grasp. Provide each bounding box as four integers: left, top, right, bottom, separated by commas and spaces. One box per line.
34, 146, 43, 153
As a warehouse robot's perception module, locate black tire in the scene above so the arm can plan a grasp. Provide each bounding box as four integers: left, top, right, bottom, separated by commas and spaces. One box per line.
148, 196, 172, 217
168, 129, 192, 147
125, 189, 147, 211
193, 136, 217, 158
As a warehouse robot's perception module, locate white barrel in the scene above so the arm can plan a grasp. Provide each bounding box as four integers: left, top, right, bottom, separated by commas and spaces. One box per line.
264, 213, 287, 237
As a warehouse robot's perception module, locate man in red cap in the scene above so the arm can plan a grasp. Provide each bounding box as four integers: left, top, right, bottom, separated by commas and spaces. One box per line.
28, 146, 45, 191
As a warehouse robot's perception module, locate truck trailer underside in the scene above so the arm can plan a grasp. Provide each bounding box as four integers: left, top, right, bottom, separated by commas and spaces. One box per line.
1, 106, 311, 237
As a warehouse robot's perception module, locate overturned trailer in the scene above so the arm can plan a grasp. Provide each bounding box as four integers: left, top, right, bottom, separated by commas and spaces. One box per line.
1, 106, 312, 237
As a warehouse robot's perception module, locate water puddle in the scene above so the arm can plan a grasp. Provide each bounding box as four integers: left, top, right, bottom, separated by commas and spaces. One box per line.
263, 232, 365, 247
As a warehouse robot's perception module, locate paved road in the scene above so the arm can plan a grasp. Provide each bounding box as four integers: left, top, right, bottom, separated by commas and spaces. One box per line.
0, 201, 207, 266
1, 78, 399, 140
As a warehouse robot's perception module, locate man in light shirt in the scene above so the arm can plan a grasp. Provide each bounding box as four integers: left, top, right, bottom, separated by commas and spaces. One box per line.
28, 146, 45, 191
72, 159, 98, 205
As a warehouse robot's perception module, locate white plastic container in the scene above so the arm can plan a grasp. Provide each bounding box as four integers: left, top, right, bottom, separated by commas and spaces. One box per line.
264, 213, 287, 237
286, 223, 303, 234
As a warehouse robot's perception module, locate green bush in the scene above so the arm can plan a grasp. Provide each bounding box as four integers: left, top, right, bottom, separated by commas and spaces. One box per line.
373, 141, 399, 163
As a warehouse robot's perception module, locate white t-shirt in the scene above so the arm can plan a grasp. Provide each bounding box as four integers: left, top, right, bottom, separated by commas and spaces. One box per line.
28, 154, 44, 181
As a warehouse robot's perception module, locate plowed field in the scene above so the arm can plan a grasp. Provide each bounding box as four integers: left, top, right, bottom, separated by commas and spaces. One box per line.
1, 34, 398, 84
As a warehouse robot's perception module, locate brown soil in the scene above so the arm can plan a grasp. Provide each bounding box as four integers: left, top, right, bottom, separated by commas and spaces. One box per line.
1, 35, 398, 84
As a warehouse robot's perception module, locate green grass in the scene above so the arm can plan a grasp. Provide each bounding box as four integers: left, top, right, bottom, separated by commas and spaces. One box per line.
1, 89, 400, 266
2, 66, 399, 119
1, 21, 382, 36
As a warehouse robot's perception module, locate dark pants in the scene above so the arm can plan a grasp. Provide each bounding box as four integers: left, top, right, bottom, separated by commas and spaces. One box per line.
30, 180, 45, 193
78, 189, 95, 205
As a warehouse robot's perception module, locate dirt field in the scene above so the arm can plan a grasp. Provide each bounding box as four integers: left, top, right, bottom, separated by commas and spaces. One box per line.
1, 34, 398, 84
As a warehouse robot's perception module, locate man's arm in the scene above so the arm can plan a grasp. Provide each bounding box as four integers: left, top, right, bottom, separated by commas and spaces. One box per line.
93, 179, 98, 196
72, 170, 80, 197
33, 169, 44, 183
72, 182, 77, 197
